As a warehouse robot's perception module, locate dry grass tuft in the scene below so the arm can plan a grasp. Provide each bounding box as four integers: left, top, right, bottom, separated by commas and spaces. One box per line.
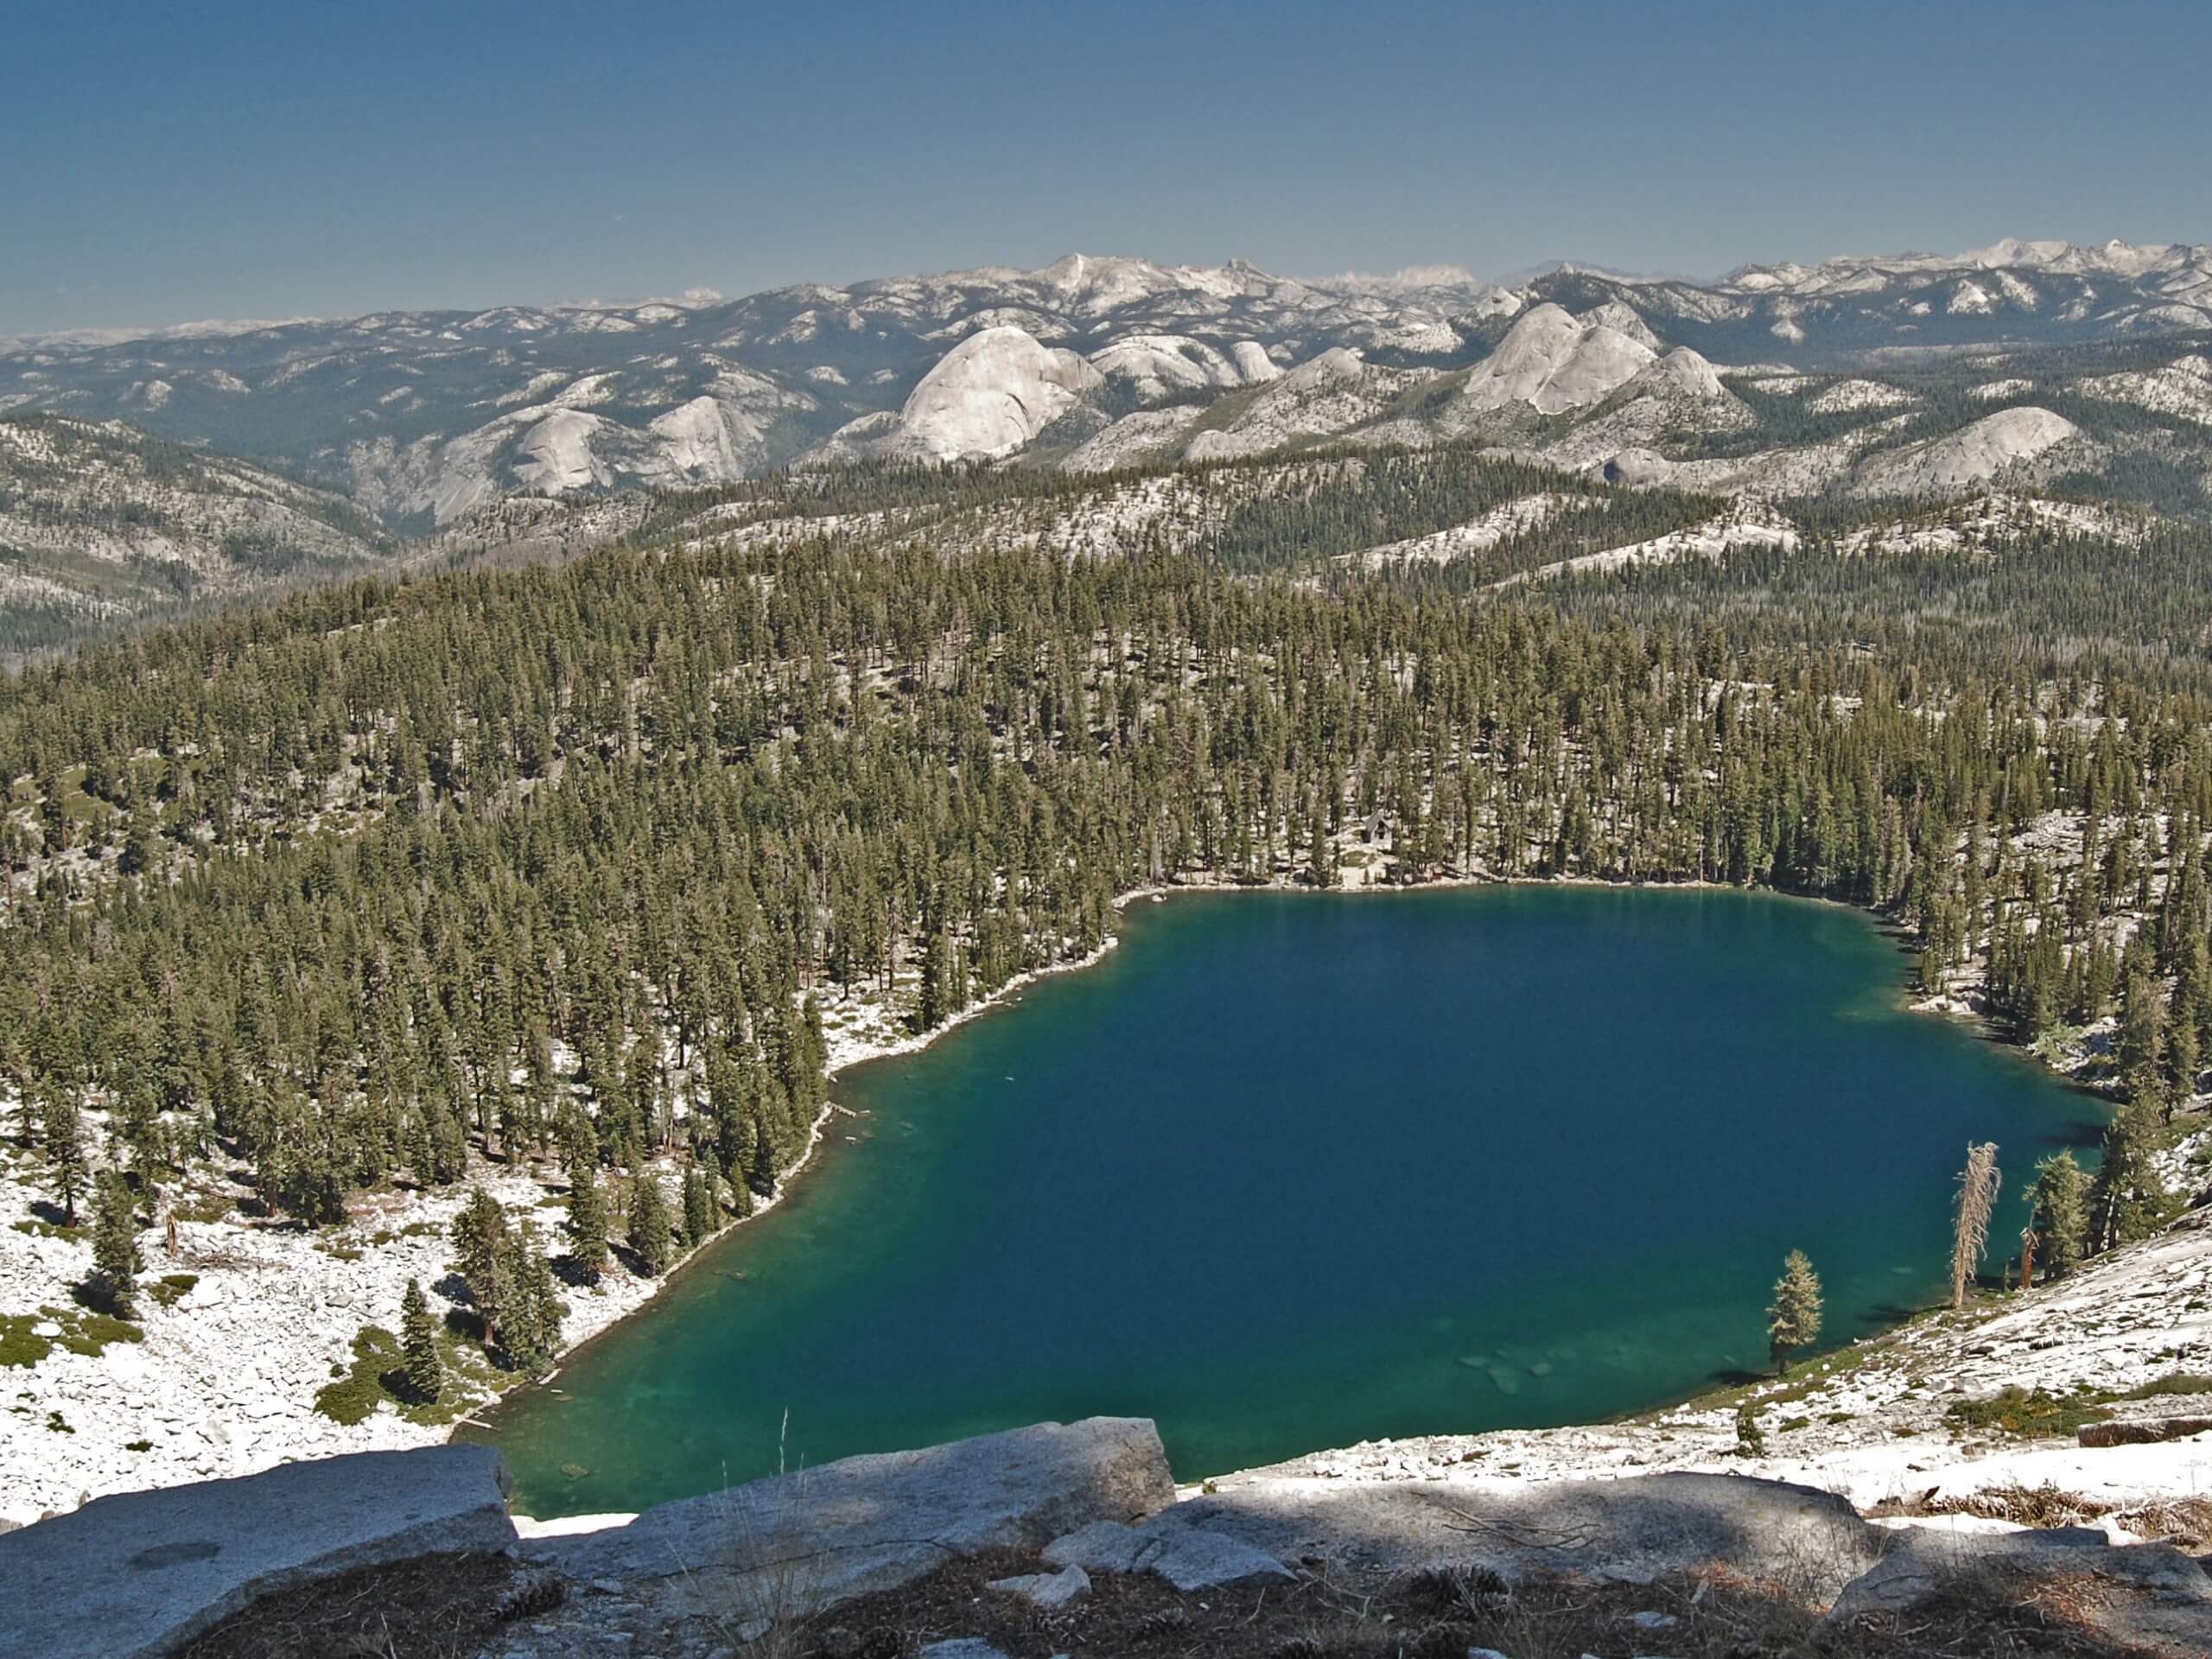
1920, 1480, 2100, 1529
174, 1551, 516, 1659
2112, 1494, 2212, 1548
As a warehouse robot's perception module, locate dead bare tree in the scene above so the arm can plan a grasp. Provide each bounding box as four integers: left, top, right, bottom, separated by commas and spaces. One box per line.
1952, 1141, 2001, 1309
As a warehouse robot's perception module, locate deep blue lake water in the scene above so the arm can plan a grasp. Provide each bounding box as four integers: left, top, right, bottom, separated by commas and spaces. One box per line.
485, 887, 2102, 1518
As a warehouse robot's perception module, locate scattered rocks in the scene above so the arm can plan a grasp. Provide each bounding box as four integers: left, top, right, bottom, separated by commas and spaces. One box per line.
1127, 1510, 1298, 1591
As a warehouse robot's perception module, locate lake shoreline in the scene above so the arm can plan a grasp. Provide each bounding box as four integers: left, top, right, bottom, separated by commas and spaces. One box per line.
488, 871, 2122, 1518
0, 864, 2112, 1526
479, 867, 2107, 1456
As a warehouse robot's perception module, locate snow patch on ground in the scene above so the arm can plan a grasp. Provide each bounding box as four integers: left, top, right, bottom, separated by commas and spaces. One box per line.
1808, 378, 1916, 416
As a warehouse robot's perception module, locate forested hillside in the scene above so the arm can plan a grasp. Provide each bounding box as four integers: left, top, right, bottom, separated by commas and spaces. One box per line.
0, 416, 392, 659
5, 483, 2211, 1305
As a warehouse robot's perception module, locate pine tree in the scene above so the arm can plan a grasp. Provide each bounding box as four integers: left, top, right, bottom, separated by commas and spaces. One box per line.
2167, 1012, 2202, 1106
682, 1161, 717, 1249
1767, 1249, 1823, 1375
89, 1169, 140, 1315
450, 1187, 512, 1344
566, 1163, 608, 1285
628, 1173, 673, 1276
700, 1148, 731, 1227
916, 927, 947, 1032
2088, 1101, 2171, 1250
2118, 963, 2172, 1120
400, 1276, 442, 1403
42, 1088, 88, 1226
2024, 1150, 2090, 1279
496, 1223, 566, 1375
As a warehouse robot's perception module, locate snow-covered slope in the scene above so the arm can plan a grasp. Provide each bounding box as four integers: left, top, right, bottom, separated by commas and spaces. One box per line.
344, 368, 813, 524
1087, 334, 1278, 400
1539, 238, 2212, 365
0, 416, 390, 648
0, 254, 1513, 518
2080, 354, 2212, 427
1181, 349, 1417, 461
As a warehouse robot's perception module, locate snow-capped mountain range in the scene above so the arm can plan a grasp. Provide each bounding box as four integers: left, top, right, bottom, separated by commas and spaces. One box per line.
1, 241, 2205, 531
3, 239, 2210, 650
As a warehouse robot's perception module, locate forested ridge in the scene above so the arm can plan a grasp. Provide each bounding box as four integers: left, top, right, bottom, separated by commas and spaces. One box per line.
6, 471, 2212, 1358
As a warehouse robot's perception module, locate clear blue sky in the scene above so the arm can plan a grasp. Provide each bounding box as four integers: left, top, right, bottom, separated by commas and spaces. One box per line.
4, 0, 2207, 335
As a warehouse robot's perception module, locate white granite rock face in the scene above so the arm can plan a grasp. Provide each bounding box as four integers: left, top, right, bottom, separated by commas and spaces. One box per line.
1454, 303, 1656, 416
1859, 406, 2081, 493
887, 327, 1104, 460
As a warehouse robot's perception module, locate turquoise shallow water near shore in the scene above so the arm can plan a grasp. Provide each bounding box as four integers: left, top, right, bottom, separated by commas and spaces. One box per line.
484, 887, 2101, 1519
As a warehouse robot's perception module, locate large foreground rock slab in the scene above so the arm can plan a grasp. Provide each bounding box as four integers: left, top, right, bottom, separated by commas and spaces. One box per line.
0, 1445, 517, 1659
1189, 1471, 1885, 1602
524, 1417, 1173, 1618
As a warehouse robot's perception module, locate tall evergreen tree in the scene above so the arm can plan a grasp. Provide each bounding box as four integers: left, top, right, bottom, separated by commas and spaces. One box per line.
628, 1174, 673, 1276
497, 1223, 566, 1375
566, 1163, 609, 1285
2118, 963, 2171, 1120
2088, 1102, 2171, 1250
88, 1169, 140, 1315
2024, 1150, 2091, 1281
41, 1088, 88, 1226
450, 1187, 512, 1344
400, 1276, 442, 1403
681, 1161, 718, 1249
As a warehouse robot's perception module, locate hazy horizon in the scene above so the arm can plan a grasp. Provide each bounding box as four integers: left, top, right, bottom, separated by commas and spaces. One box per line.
3, 236, 2190, 348
6, 0, 2210, 337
